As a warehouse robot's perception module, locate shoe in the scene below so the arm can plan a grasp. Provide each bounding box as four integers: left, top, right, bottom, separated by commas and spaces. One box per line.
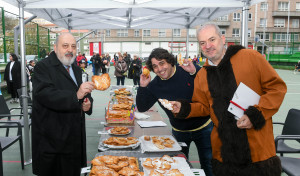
15, 99, 19, 103
10, 99, 14, 104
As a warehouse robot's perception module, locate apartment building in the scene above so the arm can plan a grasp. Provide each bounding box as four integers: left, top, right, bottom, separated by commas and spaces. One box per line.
41, 0, 300, 57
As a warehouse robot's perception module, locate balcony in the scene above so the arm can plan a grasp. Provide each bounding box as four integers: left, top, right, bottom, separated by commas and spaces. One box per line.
256, 27, 300, 33
272, 11, 300, 17
213, 21, 231, 27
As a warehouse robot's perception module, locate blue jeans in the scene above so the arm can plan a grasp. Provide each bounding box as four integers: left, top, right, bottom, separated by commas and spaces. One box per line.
172, 122, 213, 176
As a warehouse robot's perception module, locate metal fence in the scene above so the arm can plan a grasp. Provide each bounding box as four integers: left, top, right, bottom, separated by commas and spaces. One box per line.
0, 7, 53, 63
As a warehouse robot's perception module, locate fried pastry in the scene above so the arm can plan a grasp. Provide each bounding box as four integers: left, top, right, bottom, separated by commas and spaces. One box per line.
144, 136, 150, 141
118, 166, 137, 176
167, 169, 184, 176
149, 170, 164, 176
92, 74, 111, 91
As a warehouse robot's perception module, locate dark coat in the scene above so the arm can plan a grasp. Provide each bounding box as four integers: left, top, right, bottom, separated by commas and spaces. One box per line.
31, 52, 93, 176
4, 61, 21, 93
129, 58, 142, 78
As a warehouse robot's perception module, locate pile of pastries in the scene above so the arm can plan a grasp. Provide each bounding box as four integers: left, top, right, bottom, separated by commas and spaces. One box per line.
142, 155, 184, 176
90, 155, 144, 176
107, 110, 129, 119
112, 103, 133, 110
103, 137, 139, 146
110, 127, 130, 135
144, 136, 175, 149
116, 95, 134, 104
114, 88, 131, 95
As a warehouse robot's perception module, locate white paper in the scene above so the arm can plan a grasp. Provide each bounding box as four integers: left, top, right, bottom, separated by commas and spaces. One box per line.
228, 82, 261, 119
135, 112, 150, 119
137, 121, 167, 128
80, 166, 91, 174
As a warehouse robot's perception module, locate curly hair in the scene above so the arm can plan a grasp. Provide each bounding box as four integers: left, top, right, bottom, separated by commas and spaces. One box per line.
146, 48, 175, 71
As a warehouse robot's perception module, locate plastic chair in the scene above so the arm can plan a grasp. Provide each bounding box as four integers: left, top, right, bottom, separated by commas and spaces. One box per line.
274, 109, 300, 176
274, 108, 300, 156
0, 95, 31, 137
0, 121, 24, 176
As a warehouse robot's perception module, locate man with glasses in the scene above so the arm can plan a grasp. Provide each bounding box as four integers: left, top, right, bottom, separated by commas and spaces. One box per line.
32, 33, 95, 176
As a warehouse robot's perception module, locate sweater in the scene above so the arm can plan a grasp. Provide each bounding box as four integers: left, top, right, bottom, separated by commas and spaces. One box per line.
136, 65, 210, 131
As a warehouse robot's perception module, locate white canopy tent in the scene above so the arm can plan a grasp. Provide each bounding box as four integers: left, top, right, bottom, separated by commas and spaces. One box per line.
3, 0, 263, 165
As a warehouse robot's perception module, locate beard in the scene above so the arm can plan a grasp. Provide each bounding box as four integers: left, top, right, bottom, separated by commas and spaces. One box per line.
56, 52, 76, 66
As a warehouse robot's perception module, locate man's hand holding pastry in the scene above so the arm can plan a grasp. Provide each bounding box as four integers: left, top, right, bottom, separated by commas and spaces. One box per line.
77, 82, 95, 100
180, 59, 196, 75
170, 101, 181, 114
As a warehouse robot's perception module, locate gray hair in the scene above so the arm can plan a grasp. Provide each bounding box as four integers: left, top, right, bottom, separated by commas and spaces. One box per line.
55, 33, 73, 44
197, 23, 222, 37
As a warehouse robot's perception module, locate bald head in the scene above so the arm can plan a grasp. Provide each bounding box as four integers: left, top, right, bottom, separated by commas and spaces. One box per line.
54, 33, 77, 66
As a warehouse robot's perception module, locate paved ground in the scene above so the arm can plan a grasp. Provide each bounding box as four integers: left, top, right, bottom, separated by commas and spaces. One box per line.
1, 65, 299, 176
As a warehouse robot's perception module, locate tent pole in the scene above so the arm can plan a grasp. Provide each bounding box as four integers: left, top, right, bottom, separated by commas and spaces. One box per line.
14, 15, 37, 56
241, 0, 250, 48
19, 0, 32, 165
185, 13, 190, 59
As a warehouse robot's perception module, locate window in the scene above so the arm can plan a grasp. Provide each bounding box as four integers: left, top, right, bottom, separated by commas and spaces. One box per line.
256, 32, 270, 41
297, 2, 300, 11
220, 28, 226, 35
261, 2, 268, 11
248, 13, 252, 21
173, 29, 181, 37
233, 13, 241, 21
50, 41, 55, 45
84, 40, 88, 44
232, 28, 240, 37
273, 33, 298, 42
143, 29, 151, 37
158, 29, 166, 37
189, 29, 196, 37
274, 18, 285, 28
248, 29, 251, 38
117, 29, 128, 37
260, 18, 267, 27
217, 15, 228, 21
134, 29, 140, 37
50, 34, 56, 39
105, 30, 110, 37
278, 2, 289, 11
292, 19, 299, 28
84, 45, 89, 50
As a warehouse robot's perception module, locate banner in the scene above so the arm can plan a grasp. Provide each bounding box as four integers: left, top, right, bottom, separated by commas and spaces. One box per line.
89, 42, 102, 56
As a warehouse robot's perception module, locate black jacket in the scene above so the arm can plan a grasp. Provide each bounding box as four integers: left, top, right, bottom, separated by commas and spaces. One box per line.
31, 52, 93, 176
4, 61, 21, 93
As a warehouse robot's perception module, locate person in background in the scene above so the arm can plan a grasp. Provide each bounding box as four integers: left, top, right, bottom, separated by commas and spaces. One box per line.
31, 33, 94, 176
105, 53, 111, 73
27, 60, 36, 92
90, 52, 96, 75
114, 55, 128, 85
101, 53, 107, 74
129, 55, 142, 86
79, 59, 88, 83
4, 53, 21, 103
82, 53, 87, 68
76, 52, 84, 66
171, 23, 287, 176
136, 48, 213, 176
94, 53, 101, 75
296, 60, 300, 71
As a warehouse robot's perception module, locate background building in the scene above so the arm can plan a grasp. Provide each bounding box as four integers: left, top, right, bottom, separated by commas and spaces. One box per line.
37, 0, 299, 59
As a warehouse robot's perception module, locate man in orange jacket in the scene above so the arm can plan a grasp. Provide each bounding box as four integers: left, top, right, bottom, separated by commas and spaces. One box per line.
171, 23, 287, 176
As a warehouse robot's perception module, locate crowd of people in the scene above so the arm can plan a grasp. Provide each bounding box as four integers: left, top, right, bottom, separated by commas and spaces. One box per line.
1, 23, 290, 176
